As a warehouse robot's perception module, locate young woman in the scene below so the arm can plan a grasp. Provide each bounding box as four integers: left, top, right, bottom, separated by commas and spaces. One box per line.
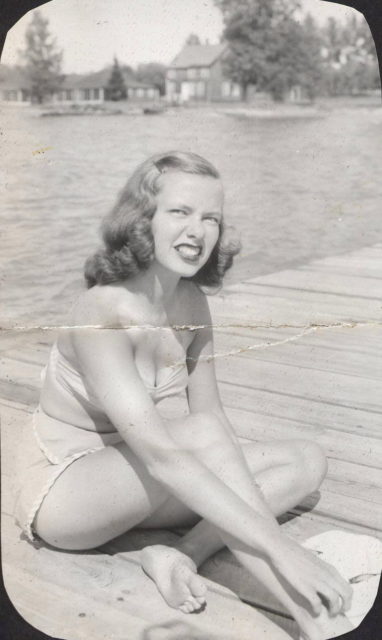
15, 151, 352, 639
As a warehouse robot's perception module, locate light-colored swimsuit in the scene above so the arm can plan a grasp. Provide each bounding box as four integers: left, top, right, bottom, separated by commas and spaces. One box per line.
14, 341, 188, 541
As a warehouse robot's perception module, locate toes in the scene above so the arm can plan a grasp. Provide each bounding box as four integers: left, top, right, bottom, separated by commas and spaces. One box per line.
183, 594, 206, 613
179, 601, 194, 614
187, 596, 199, 611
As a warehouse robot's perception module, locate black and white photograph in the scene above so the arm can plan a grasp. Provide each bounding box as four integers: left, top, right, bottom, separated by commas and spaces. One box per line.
1, 1, 382, 639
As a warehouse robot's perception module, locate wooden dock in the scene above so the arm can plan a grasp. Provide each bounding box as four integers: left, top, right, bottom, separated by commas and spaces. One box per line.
1, 243, 382, 639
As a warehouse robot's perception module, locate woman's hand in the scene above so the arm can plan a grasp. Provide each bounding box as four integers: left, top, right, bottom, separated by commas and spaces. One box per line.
270, 536, 353, 617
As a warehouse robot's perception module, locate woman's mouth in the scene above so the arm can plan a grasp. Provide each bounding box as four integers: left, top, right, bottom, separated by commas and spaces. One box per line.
174, 243, 203, 261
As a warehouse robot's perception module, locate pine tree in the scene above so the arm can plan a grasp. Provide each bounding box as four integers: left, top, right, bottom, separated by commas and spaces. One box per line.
19, 10, 64, 104
106, 57, 127, 101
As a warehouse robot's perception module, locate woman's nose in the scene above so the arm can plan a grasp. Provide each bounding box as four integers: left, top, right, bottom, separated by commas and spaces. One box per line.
186, 216, 205, 238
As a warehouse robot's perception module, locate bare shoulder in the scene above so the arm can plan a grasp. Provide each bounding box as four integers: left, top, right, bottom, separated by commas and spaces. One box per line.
70, 284, 136, 328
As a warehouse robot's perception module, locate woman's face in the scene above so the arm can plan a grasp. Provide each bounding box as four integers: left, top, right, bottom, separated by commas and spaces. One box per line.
151, 171, 223, 278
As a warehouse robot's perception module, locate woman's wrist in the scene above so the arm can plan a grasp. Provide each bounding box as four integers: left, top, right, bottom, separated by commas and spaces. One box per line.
257, 526, 289, 561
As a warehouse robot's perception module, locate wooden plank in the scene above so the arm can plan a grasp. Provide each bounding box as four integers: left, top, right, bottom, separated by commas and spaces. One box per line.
214, 324, 382, 354
209, 291, 380, 326
280, 510, 382, 542
215, 286, 381, 321
2, 514, 290, 640
0, 356, 43, 389
0, 379, 39, 408
327, 458, 382, 489
213, 331, 382, 380
0, 395, 36, 413
0, 329, 56, 352
223, 404, 382, 467
322, 476, 382, 507
242, 270, 382, 299
295, 488, 382, 532
216, 356, 382, 413
3, 563, 147, 640
299, 263, 382, 280
220, 381, 382, 439
4, 344, 51, 366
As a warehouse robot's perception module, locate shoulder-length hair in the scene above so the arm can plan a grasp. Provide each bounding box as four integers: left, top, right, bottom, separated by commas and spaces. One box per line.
84, 151, 241, 293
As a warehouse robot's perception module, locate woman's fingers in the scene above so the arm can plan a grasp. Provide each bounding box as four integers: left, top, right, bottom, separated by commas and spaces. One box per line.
324, 565, 353, 611
304, 590, 323, 616
318, 585, 343, 616
341, 584, 353, 611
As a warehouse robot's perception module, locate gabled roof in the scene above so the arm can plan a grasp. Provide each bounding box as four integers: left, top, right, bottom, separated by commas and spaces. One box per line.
62, 67, 156, 90
66, 67, 112, 89
169, 43, 227, 69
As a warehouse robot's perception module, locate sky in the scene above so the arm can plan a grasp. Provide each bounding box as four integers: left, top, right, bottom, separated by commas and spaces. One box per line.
2, 0, 359, 73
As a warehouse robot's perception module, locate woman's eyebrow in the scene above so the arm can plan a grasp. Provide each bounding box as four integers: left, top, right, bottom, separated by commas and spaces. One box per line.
169, 203, 192, 211
204, 210, 223, 218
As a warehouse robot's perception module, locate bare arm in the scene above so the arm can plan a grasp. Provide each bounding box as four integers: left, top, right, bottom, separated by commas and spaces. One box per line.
186, 290, 352, 614
186, 291, 283, 529
70, 289, 284, 557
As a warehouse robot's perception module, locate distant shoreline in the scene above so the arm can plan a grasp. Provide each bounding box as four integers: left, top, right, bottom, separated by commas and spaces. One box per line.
1, 93, 380, 119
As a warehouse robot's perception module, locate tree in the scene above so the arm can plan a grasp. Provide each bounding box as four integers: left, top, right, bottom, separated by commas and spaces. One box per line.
321, 13, 380, 95
135, 62, 167, 96
106, 56, 127, 101
0, 1, 52, 59
214, 0, 320, 101
19, 10, 63, 103
268, 14, 323, 101
322, 0, 382, 84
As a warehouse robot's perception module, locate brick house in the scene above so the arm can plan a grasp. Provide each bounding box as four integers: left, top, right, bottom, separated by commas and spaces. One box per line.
166, 43, 242, 103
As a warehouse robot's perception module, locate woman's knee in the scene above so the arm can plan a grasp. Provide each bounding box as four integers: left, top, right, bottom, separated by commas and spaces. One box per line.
33, 503, 83, 551
293, 439, 328, 492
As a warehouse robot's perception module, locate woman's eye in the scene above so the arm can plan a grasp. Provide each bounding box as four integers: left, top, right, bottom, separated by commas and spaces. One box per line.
205, 216, 219, 224
170, 209, 187, 216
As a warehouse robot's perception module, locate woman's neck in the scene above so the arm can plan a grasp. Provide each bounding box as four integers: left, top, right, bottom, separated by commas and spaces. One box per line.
124, 263, 181, 311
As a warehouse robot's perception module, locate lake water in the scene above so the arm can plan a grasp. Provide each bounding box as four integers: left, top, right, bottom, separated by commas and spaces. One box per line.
1, 101, 382, 327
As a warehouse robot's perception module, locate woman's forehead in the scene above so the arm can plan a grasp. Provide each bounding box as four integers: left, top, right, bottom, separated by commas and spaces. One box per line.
156, 171, 224, 202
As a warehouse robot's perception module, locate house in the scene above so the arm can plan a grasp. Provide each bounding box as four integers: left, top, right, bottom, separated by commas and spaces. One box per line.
0, 65, 32, 104
0, 64, 160, 105
166, 43, 242, 103
53, 67, 160, 104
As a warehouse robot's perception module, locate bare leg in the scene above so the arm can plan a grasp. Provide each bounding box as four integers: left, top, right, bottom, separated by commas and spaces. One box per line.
168, 426, 351, 639
141, 431, 332, 637
142, 422, 351, 638
34, 413, 336, 636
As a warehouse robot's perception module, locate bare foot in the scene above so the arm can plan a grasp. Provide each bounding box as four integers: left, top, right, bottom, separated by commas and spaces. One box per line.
141, 545, 207, 613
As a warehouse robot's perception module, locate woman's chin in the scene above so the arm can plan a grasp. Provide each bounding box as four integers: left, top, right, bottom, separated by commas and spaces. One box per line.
154, 256, 205, 279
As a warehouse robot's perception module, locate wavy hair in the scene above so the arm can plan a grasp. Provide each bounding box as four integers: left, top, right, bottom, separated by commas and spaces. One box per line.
84, 151, 241, 293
